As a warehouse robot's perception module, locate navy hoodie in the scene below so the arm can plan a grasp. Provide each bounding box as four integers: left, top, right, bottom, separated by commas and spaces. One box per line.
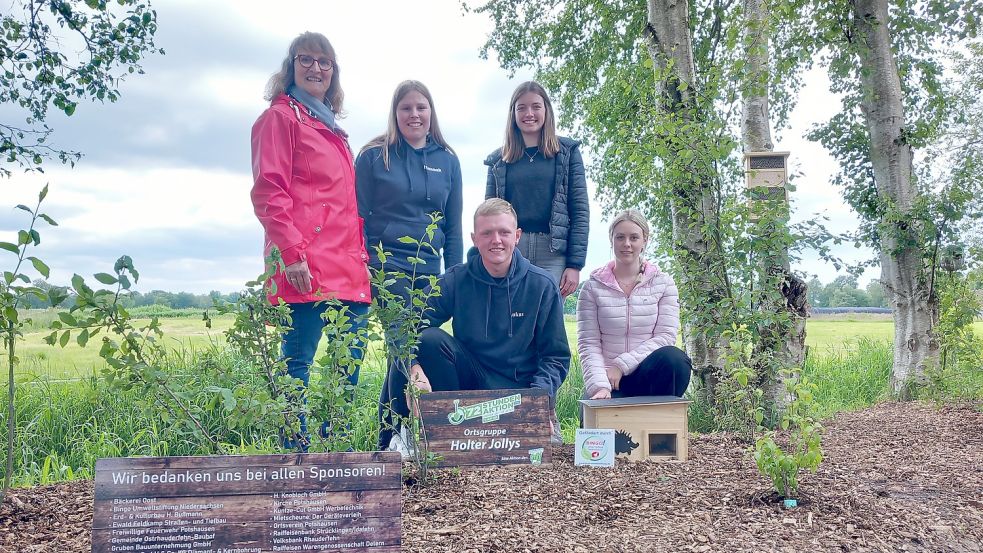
422, 247, 571, 398
355, 139, 463, 274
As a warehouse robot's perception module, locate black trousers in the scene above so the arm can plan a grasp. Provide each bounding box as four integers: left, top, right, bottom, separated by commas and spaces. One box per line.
383, 327, 530, 443
414, 327, 526, 391
611, 345, 692, 398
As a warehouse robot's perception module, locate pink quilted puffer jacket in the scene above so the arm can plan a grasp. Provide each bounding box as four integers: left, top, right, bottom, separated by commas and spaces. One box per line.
576, 260, 681, 398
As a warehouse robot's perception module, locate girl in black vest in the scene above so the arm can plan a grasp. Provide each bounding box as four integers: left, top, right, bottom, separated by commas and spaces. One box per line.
484, 81, 590, 299
485, 81, 590, 444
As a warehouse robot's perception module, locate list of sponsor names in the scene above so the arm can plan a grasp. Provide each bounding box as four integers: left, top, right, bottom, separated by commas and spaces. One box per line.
103, 492, 386, 552
269, 491, 385, 551
107, 497, 227, 553
96, 457, 397, 552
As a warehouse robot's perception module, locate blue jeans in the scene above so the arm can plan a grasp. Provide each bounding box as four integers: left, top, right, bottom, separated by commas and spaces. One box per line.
518, 232, 566, 286
282, 300, 369, 448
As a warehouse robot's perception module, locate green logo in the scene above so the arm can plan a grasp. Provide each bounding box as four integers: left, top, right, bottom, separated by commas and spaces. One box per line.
447, 394, 522, 425
579, 437, 610, 462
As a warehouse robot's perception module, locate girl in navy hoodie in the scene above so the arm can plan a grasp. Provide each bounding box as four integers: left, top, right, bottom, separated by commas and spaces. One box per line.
355, 80, 463, 450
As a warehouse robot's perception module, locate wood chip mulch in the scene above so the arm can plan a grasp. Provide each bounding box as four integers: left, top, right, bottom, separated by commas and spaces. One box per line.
2, 401, 981, 552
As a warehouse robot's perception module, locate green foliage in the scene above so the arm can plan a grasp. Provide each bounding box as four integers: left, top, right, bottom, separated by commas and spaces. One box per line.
0, 354, 292, 486
42, 248, 371, 455
806, 275, 890, 308
201, 259, 370, 453
710, 324, 765, 442
3, 328, 981, 487
368, 213, 444, 485
787, 2, 980, 332
467, 0, 847, 415
47, 255, 226, 452
803, 337, 893, 419
0, 184, 62, 499
923, 268, 983, 399
0, 0, 164, 175
753, 369, 824, 499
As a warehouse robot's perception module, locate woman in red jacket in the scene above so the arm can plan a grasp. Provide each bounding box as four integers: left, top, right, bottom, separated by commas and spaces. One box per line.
250, 32, 371, 449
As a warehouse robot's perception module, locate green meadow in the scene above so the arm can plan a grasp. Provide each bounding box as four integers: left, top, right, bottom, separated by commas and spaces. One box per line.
11, 309, 983, 381
2, 308, 980, 486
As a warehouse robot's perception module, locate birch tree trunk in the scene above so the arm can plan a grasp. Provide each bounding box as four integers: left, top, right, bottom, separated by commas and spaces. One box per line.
741, 0, 808, 408
852, 0, 939, 396
645, 0, 730, 399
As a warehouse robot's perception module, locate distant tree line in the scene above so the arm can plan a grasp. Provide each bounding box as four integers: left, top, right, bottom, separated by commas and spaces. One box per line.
21, 280, 240, 310
806, 276, 889, 309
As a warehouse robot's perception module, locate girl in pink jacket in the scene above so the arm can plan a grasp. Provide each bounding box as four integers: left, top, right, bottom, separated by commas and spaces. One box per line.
576, 210, 691, 399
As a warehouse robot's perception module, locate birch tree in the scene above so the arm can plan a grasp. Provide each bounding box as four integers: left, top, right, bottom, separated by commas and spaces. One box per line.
643, 0, 733, 395
469, 0, 741, 399
787, 0, 981, 395
741, 0, 808, 405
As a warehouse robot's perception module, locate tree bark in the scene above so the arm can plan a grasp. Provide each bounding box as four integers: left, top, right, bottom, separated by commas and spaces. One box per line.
740, 0, 774, 153
645, 0, 730, 400
852, 0, 939, 396
741, 0, 808, 409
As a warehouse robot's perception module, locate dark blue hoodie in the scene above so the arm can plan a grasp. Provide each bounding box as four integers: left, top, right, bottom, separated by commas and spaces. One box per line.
355, 138, 463, 274
422, 247, 571, 398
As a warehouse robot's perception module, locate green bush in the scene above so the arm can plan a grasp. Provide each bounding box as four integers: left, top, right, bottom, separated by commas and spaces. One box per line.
752, 369, 823, 500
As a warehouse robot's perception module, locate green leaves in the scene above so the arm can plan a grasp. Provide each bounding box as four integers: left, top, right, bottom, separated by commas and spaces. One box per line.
94, 273, 118, 285
752, 367, 824, 499
28, 257, 49, 278
2, 1, 163, 174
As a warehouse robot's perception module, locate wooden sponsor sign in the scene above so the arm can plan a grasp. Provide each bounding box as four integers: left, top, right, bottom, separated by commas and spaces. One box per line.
419, 388, 551, 467
91, 452, 401, 553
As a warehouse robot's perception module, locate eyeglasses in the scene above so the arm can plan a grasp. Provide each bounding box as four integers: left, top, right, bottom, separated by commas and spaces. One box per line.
294, 54, 335, 71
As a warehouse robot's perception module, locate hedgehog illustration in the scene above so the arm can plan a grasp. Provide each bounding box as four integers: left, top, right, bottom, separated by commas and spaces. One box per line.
615, 429, 639, 455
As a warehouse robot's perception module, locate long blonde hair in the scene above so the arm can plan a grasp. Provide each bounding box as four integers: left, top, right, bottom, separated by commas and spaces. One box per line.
360, 80, 454, 170
264, 32, 344, 114
501, 81, 560, 163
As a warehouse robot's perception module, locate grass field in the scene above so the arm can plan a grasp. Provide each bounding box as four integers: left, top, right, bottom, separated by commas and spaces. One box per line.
10, 309, 983, 381
2, 309, 980, 486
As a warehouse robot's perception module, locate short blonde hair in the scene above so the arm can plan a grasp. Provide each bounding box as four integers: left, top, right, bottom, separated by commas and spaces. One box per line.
474, 198, 517, 227
608, 209, 650, 243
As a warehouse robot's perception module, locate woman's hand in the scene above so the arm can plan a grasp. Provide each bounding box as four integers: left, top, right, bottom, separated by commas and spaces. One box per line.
559, 268, 580, 297
284, 260, 313, 294
606, 366, 624, 391
590, 388, 612, 400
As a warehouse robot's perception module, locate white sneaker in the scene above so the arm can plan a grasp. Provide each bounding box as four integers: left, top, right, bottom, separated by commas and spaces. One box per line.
388, 427, 416, 460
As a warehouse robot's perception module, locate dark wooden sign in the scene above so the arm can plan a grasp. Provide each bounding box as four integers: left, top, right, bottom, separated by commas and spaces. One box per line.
419, 388, 551, 467
91, 451, 401, 553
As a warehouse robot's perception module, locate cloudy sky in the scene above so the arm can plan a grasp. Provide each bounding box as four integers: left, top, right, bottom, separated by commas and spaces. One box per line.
0, 0, 874, 294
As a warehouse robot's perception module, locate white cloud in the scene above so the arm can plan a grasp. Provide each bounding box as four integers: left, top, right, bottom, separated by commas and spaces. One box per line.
0, 0, 876, 293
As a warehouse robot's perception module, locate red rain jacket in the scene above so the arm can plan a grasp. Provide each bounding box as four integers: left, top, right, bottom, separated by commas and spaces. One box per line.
251, 94, 370, 305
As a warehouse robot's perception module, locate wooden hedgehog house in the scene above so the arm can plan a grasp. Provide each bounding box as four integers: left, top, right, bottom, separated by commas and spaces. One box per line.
579, 396, 691, 462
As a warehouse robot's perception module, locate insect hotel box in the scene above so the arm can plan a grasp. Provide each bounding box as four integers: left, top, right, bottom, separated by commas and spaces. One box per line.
579, 395, 691, 462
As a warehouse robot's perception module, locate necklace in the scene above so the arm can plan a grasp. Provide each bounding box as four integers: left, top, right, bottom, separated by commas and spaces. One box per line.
616, 276, 637, 289
614, 262, 643, 289
524, 148, 539, 163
